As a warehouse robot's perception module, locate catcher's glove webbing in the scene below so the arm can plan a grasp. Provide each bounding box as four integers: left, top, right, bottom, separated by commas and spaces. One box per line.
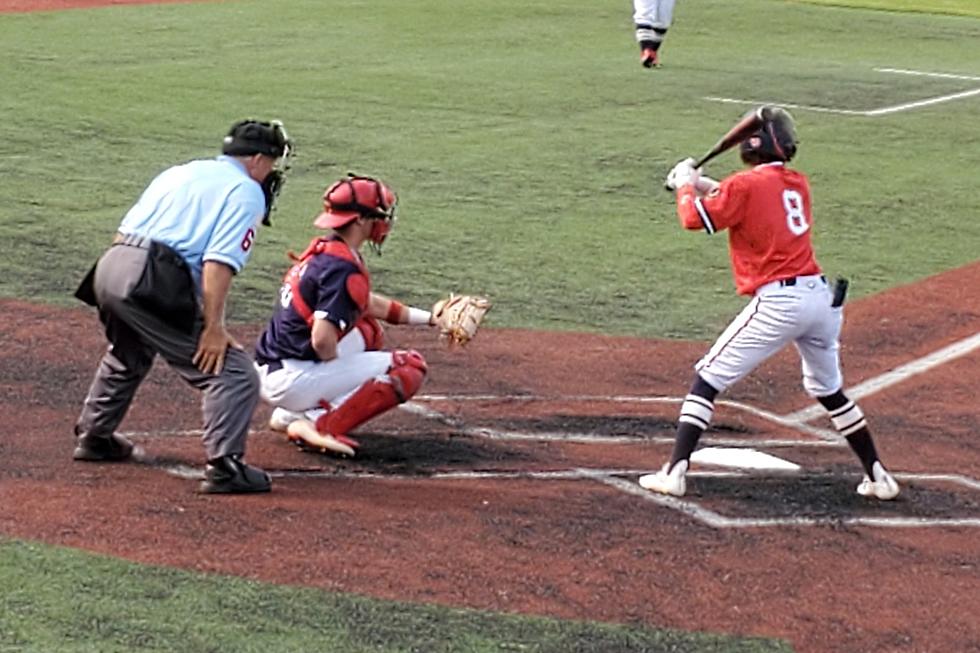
432, 295, 491, 347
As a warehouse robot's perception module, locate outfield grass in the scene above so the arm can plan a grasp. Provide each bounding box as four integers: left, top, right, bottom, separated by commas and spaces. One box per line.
0, 0, 977, 338
0, 539, 792, 653
0, 1, 978, 651
796, 0, 980, 18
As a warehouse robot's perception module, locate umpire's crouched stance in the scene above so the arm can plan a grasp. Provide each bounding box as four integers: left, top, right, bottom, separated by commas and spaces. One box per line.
73, 119, 293, 494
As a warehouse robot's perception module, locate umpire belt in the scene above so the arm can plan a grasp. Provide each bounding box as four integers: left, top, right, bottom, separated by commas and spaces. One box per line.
114, 232, 154, 249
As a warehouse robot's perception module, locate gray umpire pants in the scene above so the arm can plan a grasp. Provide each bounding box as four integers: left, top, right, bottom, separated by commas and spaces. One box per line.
75, 241, 259, 461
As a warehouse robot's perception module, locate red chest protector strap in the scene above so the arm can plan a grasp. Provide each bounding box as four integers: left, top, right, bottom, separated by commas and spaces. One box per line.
284, 237, 370, 327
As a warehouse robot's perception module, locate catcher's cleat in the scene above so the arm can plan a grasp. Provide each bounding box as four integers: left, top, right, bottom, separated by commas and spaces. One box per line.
638, 459, 688, 496
73, 432, 142, 462
856, 461, 900, 500
641, 47, 660, 68
286, 419, 357, 457
199, 454, 271, 494
268, 407, 304, 433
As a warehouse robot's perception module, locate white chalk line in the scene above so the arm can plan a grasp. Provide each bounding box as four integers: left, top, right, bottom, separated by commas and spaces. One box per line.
159, 464, 978, 489
876, 68, 980, 82
159, 462, 980, 528
783, 330, 980, 423
705, 96, 866, 116
119, 425, 836, 450
596, 476, 980, 529
405, 396, 839, 442
414, 329, 980, 428
704, 67, 980, 115
161, 464, 782, 482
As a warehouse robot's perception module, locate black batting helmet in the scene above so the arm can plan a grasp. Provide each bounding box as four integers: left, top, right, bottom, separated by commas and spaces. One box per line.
739, 106, 798, 165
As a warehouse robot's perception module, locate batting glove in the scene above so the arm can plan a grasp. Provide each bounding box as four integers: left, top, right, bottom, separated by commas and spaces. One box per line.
664, 157, 700, 191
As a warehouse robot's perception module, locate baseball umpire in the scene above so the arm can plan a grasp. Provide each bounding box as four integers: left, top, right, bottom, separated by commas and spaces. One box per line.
643, 107, 900, 500
73, 119, 292, 494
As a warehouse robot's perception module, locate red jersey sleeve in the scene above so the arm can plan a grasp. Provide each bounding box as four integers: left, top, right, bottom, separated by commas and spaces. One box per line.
675, 175, 749, 234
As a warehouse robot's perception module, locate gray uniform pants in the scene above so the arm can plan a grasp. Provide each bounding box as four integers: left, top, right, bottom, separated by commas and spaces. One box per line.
75, 241, 259, 460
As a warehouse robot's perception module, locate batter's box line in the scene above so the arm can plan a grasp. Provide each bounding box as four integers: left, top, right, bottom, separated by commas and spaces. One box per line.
406, 396, 840, 444
116, 424, 831, 448
154, 462, 980, 528
594, 475, 980, 529
156, 463, 980, 490
116, 394, 838, 446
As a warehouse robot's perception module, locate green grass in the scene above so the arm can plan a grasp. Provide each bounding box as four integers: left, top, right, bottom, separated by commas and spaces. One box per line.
0, 538, 792, 653
795, 0, 980, 18
0, 0, 977, 338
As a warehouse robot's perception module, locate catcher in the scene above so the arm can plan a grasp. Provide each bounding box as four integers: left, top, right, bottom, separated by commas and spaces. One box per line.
253, 173, 490, 455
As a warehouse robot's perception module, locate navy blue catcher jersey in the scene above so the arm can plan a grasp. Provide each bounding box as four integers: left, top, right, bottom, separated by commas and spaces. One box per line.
254, 238, 369, 364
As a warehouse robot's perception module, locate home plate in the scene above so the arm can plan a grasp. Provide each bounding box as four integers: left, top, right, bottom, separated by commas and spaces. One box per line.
691, 447, 800, 471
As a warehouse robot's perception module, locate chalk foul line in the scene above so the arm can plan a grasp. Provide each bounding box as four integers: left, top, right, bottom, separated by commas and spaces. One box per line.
705, 67, 980, 116
783, 330, 980, 423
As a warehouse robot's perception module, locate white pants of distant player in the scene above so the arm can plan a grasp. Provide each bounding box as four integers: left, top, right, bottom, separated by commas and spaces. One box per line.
633, 0, 676, 31
257, 329, 392, 424
699, 274, 843, 397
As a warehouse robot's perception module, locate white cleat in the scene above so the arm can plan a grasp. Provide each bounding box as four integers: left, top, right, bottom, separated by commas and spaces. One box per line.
639, 460, 688, 496
268, 407, 304, 433
856, 461, 900, 500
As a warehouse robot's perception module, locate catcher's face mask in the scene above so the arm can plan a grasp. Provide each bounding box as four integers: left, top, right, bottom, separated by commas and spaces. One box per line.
366, 213, 396, 253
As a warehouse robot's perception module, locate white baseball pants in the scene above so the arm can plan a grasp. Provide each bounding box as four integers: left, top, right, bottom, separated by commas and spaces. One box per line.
633, 0, 676, 30
696, 275, 844, 397
256, 328, 393, 412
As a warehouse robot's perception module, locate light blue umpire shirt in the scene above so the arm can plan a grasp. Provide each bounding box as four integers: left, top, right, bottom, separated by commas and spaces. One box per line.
118, 155, 266, 288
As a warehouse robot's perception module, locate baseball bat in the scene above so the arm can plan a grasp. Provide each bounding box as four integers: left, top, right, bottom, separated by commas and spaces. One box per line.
664, 106, 771, 192
692, 105, 771, 169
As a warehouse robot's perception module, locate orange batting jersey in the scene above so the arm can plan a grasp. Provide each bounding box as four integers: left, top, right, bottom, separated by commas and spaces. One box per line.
676, 162, 822, 295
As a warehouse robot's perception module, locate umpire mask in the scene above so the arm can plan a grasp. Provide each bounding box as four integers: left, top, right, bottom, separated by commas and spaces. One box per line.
223, 119, 294, 225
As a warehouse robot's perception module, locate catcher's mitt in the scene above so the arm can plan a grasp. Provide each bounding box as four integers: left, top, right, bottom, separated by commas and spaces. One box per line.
432, 294, 491, 347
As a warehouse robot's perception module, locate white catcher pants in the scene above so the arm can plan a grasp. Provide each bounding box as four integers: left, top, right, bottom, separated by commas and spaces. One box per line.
633, 0, 676, 30
256, 328, 393, 413
696, 275, 844, 397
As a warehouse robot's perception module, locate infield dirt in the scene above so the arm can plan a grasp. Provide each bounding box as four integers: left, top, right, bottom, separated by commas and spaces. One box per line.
2, 261, 979, 653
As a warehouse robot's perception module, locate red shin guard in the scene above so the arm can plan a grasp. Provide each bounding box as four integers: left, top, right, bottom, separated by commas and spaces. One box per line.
315, 350, 427, 438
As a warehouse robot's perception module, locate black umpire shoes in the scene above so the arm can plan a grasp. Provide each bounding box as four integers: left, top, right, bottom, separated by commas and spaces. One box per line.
199, 455, 271, 494
73, 432, 142, 462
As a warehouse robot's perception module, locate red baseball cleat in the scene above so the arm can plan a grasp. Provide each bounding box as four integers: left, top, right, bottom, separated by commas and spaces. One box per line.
641, 47, 660, 68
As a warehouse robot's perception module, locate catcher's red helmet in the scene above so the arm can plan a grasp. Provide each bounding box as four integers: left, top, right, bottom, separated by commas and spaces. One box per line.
314, 174, 397, 232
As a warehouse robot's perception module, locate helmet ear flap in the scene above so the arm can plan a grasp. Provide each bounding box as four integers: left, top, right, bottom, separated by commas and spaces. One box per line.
739, 107, 798, 164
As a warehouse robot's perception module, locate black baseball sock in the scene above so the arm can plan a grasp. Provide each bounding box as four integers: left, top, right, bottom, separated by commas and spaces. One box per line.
819, 390, 880, 477
670, 422, 703, 468
844, 428, 880, 477
669, 376, 719, 470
